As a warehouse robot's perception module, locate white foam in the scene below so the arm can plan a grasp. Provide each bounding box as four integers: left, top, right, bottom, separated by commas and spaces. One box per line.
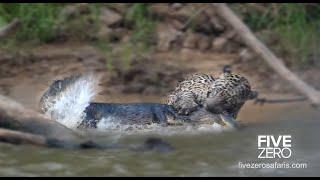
96, 116, 119, 130
94, 118, 230, 136
45, 74, 99, 129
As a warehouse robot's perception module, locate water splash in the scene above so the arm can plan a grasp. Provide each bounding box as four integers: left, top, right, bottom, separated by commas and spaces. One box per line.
45, 74, 100, 129
94, 117, 230, 136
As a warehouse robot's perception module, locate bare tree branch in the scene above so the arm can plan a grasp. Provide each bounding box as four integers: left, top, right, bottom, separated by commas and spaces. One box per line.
212, 3, 320, 106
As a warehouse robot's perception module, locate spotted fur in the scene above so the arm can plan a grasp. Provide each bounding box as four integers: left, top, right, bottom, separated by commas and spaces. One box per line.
206, 72, 257, 118
166, 72, 257, 118
166, 73, 215, 115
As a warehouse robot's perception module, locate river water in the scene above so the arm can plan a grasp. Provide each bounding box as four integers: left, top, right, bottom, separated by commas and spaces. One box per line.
0, 101, 319, 176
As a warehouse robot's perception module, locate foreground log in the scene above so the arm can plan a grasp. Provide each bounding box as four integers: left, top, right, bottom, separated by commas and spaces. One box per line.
212, 3, 320, 106
0, 19, 20, 39
0, 95, 101, 148
0, 128, 47, 147
0, 95, 80, 141
0, 128, 112, 149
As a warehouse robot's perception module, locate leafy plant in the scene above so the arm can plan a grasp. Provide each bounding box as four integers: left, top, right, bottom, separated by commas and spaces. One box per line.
0, 3, 62, 42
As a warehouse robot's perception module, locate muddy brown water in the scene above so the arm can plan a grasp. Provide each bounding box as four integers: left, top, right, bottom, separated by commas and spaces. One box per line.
0, 92, 319, 176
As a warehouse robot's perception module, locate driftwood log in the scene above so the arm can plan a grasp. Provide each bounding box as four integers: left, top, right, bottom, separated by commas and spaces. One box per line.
0, 128, 48, 147
0, 95, 80, 140
0, 95, 112, 149
0, 127, 116, 149
212, 3, 320, 106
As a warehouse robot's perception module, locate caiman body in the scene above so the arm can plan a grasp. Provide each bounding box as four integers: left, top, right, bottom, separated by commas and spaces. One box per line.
40, 75, 223, 129
80, 102, 220, 128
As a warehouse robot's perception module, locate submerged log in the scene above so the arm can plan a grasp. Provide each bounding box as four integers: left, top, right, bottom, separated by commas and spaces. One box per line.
212, 3, 320, 106
0, 128, 114, 149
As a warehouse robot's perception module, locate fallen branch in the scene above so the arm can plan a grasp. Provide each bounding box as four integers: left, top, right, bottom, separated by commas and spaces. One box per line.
0, 18, 20, 39
212, 3, 320, 106
0, 95, 120, 149
0, 95, 80, 141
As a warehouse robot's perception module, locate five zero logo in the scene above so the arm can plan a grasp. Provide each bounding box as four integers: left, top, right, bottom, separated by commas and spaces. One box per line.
258, 135, 292, 159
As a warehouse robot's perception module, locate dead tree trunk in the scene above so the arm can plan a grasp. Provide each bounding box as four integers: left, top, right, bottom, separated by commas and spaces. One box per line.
212, 3, 320, 106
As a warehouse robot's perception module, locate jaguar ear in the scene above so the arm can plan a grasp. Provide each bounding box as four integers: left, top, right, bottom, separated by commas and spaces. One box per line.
223, 65, 232, 73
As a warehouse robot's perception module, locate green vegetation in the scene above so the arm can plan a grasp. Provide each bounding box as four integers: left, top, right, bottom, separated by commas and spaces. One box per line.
94, 4, 157, 71
233, 3, 320, 68
109, 3, 156, 70
0, 3, 102, 44
125, 3, 156, 49
0, 3, 62, 43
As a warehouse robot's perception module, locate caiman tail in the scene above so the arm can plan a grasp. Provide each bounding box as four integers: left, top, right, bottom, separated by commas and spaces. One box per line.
39, 74, 100, 129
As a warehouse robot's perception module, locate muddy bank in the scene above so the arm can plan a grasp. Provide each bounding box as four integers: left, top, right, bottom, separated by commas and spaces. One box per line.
0, 43, 315, 111
0, 44, 192, 110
